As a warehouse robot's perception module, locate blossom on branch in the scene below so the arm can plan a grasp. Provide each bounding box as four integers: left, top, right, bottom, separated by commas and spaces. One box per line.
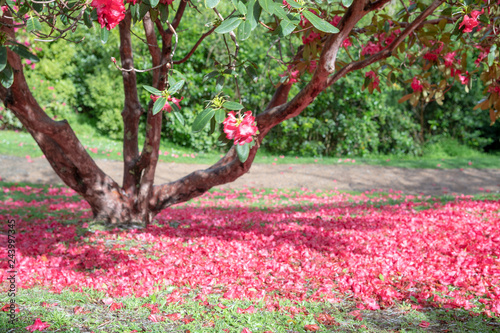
459, 9, 484, 33
223, 111, 258, 145
411, 77, 423, 92
365, 71, 380, 89
90, 0, 126, 30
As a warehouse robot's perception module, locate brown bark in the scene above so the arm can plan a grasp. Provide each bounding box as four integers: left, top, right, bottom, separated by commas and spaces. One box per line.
119, 11, 143, 196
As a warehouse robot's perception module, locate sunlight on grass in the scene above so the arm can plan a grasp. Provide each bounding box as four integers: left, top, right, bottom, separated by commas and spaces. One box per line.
1, 129, 499, 168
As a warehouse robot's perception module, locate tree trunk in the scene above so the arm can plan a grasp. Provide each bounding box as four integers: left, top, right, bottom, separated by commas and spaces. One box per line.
0, 0, 444, 226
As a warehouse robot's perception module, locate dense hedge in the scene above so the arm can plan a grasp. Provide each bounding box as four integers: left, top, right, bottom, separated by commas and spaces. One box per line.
1, 14, 499, 156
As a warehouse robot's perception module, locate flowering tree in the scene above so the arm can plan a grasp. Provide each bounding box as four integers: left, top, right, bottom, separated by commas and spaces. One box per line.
0, 0, 498, 224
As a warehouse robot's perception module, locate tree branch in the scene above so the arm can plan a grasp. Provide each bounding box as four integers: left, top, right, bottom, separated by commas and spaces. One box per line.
173, 26, 216, 64
327, 0, 446, 87
119, 11, 143, 195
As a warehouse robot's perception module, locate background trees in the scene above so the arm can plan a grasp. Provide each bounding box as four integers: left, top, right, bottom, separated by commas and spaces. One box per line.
0, 0, 498, 224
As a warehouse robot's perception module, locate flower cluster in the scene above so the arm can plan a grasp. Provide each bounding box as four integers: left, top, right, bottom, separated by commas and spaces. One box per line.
90, 0, 125, 30
411, 77, 423, 92
150, 94, 184, 113
361, 30, 401, 56
365, 71, 380, 89
223, 111, 258, 145
459, 9, 484, 33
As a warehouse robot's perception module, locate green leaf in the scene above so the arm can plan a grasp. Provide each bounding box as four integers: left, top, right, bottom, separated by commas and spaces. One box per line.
171, 104, 185, 125
341, 0, 353, 7
238, 19, 253, 40
143, 85, 163, 96
223, 101, 244, 110
237, 1, 247, 15
216, 75, 225, 92
236, 142, 250, 163
192, 108, 215, 132
215, 17, 243, 34
203, 70, 220, 82
159, 3, 168, 23
247, 0, 261, 31
150, 0, 159, 8
26, 17, 42, 32
280, 18, 298, 36
168, 80, 185, 94
32, 2, 43, 12
258, 0, 274, 15
138, 3, 150, 21
205, 0, 220, 8
0, 46, 7, 72
245, 65, 258, 82
84, 11, 93, 28
209, 116, 217, 135
0, 64, 13, 88
272, 2, 288, 20
286, 0, 303, 9
488, 44, 497, 67
152, 97, 167, 115
379, 274, 385, 281
302, 10, 339, 34
214, 109, 226, 123
100, 27, 109, 44
8, 43, 39, 63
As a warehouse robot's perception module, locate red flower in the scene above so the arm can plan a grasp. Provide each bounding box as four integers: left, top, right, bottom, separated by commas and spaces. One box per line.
302, 31, 321, 45
443, 51, 456, 68
361, 41, 382, 56
109, 302, 123, 311
411, 77, 423, 92
365, 71, 380, 89
26, 318, 51, 332
160, 0, 175, 4
459, 9, 484, 33
90, 0, 125, 30
459, 71, 470, 85
223, 111, 258, 145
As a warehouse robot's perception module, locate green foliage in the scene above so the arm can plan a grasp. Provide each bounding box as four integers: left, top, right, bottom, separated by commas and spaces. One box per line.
6, 2, 498, 157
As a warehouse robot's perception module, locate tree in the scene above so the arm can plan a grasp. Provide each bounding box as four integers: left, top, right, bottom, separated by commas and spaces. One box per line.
0, 0, 498, 225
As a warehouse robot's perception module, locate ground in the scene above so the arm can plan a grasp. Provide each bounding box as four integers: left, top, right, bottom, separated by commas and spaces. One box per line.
1, 154, 499, 195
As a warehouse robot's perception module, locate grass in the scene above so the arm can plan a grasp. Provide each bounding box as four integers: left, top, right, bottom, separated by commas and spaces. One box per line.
2, 287, 499, 333
1, 129, 499, 169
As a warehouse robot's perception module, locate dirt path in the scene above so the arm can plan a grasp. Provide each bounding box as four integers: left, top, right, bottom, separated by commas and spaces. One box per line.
1, 154, 500, 196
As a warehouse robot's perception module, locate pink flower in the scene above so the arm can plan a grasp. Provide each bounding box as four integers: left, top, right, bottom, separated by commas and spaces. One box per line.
90, 0, 125, 30
443, 51, 456, 68
302, 31, 321, 44
26, 318, 51, 332
459, 71, 470, 85
459, 9, 484, 33
475, 51, 488, 66
342, 37, 352, 48
223, 111, 258, 145
411, 77, 423, 92
330, 15, 341, 27
365, 71, 380, 89
279, 67, 300, 85
361, 41, 382, 56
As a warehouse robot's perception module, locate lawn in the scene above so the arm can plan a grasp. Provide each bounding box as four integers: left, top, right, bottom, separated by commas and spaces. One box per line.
1, 183, 499, 332
1, 129, 499, 169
